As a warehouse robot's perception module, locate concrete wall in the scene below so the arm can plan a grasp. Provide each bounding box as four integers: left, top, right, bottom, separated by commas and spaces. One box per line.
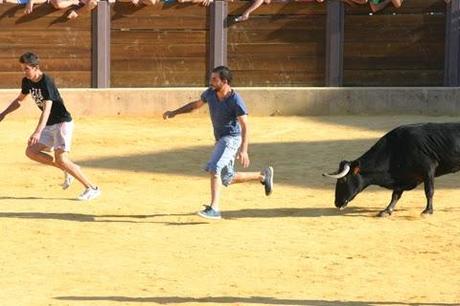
1, 87, 460, 118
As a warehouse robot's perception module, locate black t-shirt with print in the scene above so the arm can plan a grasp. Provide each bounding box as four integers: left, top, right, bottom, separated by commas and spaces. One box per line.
21, 74, 72, 126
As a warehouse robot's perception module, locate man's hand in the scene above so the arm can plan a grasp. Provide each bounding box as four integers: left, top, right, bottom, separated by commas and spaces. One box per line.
201, 0, 212, 6
163, 111, 176, 120
237, 149, 250, 168
28, 132, 41, 146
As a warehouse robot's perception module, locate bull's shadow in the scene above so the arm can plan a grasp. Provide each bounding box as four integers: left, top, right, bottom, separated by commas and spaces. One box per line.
54, 295, 459, 306
78, 139, 460, 190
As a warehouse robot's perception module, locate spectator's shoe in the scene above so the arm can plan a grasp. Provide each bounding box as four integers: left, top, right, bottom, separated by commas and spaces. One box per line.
67, 10, 78, 19
233, 14, 249, 23
78, 187, 101, 201
62, 172, 75, 190
261, 166, 274, 196
198, 205, 221, 220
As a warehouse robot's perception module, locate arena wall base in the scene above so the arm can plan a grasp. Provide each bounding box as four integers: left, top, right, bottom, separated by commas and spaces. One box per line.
1, 87, 460, 117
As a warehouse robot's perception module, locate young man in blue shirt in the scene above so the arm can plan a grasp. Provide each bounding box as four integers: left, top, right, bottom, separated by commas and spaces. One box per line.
163, 66, 274, 220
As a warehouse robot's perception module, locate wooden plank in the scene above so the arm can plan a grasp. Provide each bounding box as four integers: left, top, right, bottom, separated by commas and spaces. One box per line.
112, 58, 207, 70
0, 71, 91, 88
228, 60, 324, 73
344, 42, 444, 57
229, 42, 324, 56
112, 16, 208, 30
111, 71, 207, 87
229, 30, 324, 43
111, 43, 206, 57
227, 15, 326, 30
0, 58, 91, 72
0, 31, 91, 46
111, 2, 208, 18
344, 57, 443, 70
344, 70, 443, 86
345, 14, 445, 28
230, 70, 325, 86
0, 45, 91, 58
111, 30, 208, 43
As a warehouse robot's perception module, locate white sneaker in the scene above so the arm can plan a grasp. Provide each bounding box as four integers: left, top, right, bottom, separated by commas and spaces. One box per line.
77, 187, 101, 201
62, 172, 74, 190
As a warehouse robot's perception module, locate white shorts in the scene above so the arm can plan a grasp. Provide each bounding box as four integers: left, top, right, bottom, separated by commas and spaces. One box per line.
39, 121, 74, 152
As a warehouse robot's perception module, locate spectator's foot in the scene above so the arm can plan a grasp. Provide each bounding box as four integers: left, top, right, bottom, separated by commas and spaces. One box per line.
197, 205, 222, 220
261, 166, 274, 196
67, 10, 78, 19
86, 0, 97, 10
233, 14, 249, 23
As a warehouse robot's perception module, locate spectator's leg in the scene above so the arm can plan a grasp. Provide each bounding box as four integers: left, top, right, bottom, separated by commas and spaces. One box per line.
67, 0, 97, 19
50, 0, 79, 9
369, 0, 391, 12
391, 0, 402, 8
24, 0, 48, 15
342, 0, 367, 5
141, 0, 158, 5
234, 0, 265, 22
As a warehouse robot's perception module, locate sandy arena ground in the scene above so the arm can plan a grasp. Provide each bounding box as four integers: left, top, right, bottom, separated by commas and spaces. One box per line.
0, 115, 459, 306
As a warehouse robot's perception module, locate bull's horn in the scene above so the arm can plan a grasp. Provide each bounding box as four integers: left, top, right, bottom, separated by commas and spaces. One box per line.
322, 163, 350, 179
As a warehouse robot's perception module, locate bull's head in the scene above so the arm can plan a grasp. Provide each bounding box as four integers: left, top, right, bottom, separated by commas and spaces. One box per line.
323, 160, 365, 210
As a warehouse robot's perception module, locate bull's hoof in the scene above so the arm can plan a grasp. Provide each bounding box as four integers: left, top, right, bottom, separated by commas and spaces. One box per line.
421, 209, 433, 216
377, 210, 392, 218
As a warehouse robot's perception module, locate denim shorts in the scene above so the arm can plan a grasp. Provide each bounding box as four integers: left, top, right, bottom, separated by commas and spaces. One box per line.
205, 135, 242, 186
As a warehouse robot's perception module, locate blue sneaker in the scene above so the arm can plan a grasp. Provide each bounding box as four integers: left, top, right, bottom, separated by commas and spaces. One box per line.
198, 205, 222, 220
262, 166, 274, 196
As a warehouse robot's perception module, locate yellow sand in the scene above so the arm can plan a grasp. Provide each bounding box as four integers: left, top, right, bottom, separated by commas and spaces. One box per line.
0, 116, 459, 306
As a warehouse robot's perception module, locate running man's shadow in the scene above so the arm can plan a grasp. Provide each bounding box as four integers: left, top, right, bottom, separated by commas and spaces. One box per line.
0, 211, 202, 224
0, 207, 376, 224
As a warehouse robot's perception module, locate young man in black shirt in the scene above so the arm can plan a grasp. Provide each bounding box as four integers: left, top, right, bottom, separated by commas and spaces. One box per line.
0, 52, 101, 201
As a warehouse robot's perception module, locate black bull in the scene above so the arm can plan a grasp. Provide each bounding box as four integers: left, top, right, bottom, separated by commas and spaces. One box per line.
323, 123, 460, 217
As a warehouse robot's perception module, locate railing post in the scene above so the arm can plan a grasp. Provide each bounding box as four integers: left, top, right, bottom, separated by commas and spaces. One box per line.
92, 0, 111, 88
209, 0, 228, 73
325, 0, 344, 87
444, 0, 460, 86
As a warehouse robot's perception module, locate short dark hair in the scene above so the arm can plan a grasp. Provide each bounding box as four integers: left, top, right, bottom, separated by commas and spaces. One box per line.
212, 66, 233, 85
19, 52, 40, 67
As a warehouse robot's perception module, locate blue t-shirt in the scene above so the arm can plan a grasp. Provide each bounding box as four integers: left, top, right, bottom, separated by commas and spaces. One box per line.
200, 88, 248, 140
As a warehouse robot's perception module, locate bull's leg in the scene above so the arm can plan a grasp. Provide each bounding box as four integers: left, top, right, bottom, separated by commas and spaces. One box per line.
377, 189, 403, 217
422, 176, 434, 215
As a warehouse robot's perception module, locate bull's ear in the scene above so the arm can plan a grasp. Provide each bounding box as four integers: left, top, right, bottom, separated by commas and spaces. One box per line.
351, 160, 361, 175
